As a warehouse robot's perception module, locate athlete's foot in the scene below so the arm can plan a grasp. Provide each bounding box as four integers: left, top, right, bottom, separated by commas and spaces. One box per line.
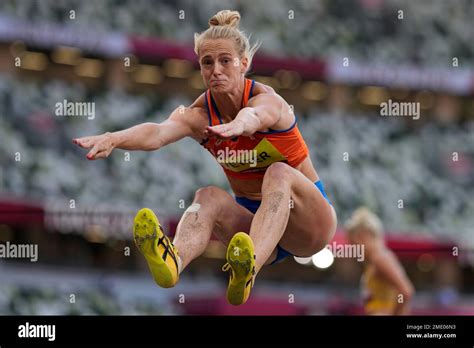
133, 208, 180, 288
222, 232, 256, 306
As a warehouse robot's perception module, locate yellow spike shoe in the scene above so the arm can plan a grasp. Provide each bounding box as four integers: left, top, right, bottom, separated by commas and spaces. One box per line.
133, 208, 179, 288
222, 232, 256, 306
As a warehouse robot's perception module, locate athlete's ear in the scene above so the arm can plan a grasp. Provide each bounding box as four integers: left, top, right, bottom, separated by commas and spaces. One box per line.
240, 56, 249, 74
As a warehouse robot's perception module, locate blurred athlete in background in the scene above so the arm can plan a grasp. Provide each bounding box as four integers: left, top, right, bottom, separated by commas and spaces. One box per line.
345, 207, 415, 315
74, 10, 337, 305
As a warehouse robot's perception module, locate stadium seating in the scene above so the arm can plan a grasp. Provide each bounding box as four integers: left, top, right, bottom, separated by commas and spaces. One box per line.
1, 0, 472, 66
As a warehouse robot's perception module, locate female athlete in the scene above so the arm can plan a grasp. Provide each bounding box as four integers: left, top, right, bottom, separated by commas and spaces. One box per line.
73, 10, 337, 305
345, 207, 414, 315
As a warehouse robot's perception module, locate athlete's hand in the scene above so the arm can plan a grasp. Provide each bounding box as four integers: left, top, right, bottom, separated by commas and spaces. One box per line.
73, 132, 115, 160
204, 120, 244, 140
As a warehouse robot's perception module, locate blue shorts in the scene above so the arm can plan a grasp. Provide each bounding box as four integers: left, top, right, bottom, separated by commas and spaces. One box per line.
235, 180, 332, 264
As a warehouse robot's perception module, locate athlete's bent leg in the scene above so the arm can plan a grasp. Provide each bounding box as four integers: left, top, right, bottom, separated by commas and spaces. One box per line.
249, 162, 337, 274
248, 162, 292, 273
172, 186, 254, 272
173, 186, 286, 305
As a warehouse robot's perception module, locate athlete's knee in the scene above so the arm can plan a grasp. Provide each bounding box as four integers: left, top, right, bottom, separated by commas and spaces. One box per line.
305, 221, 337, 255
194, 186, 222, 201
193, 186, 233, 226
264, 162, 293, 184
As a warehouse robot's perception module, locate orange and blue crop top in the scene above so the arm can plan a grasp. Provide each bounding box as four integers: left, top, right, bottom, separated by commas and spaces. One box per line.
200, 78, 309, 180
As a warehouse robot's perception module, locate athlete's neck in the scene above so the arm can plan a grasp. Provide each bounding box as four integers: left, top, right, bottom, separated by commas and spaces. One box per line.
211, 77, 245, 123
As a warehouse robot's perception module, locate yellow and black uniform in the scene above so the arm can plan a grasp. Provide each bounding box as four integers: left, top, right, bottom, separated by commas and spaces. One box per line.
361, 265, 397, 314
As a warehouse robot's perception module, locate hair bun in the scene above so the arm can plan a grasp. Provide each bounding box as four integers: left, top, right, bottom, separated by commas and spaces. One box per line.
209, 10, 240, 28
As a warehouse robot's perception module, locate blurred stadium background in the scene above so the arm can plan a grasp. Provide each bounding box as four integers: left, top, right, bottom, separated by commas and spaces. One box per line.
0, 0, 473, 315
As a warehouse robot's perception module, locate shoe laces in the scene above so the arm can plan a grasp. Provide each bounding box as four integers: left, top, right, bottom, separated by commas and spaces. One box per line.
222, 263, 231, 272
222, 262, 256, 288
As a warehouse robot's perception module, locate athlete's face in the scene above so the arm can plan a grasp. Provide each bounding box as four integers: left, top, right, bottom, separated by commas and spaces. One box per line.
199, 39, 248, 93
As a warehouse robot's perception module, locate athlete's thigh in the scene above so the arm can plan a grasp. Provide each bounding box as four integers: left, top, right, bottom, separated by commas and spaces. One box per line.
280, 169, 337, 256
210, 188, 254, 245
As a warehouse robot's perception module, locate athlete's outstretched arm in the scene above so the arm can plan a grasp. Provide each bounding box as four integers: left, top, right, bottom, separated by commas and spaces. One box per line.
73, 106, 197, 160
205, 93, 285, 139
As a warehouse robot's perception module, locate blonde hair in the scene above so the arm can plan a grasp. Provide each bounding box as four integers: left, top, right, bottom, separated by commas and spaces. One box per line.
345, 207, 383, 238
194, 10, 260, 72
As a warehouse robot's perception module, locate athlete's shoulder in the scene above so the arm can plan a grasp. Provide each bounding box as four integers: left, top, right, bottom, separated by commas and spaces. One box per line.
248, 80, 289, 113
191, 92, 208, 109
168, 93, 208, 130
183, 93, 207, 119
249, 80, 287, 107
371, 248, 400, 271
185, 93, 209, 130
250, 80, 277, 96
